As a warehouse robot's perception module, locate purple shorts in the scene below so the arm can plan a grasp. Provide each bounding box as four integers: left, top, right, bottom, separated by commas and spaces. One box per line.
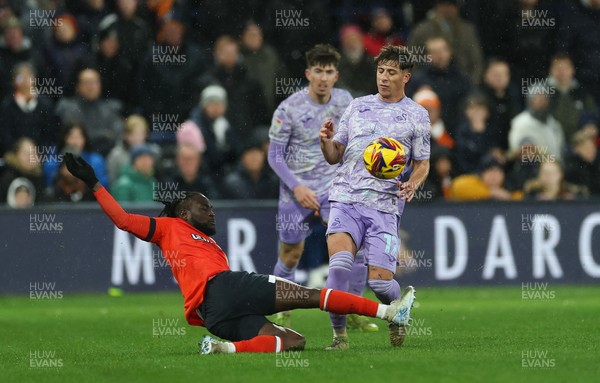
327, 202, 399, 272
277, 194, 330, 244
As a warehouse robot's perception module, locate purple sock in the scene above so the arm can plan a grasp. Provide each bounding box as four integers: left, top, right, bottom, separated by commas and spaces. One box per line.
326, 251, 354, 330
368, 279, 400, 305
349, 252, 367, 296
273, 258, 296, 282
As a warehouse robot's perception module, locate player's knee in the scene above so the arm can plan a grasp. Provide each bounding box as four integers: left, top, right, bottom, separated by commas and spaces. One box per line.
368, 279, 394, 295
326, 233, 356, 255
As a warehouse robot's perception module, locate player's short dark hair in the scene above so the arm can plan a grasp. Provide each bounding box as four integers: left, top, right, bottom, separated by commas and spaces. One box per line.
159, 192, 203, 218
305, 44, 341, 69
374, 45, 414, 71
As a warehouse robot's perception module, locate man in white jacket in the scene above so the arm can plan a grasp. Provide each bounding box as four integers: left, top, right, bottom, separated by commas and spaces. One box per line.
509, 85, 565, 162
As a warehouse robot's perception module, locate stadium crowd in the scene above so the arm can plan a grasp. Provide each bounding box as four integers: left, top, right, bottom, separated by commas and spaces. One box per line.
0, 0, 599, 207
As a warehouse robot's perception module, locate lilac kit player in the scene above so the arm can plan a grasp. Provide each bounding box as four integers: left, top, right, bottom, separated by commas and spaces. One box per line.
269, 88, 353, 244
328, 94, 431, 274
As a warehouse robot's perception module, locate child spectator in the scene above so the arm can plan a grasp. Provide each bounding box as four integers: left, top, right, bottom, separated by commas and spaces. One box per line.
455, 94, 497, 173
111, 144, 158, 202
524, 161, 587, 200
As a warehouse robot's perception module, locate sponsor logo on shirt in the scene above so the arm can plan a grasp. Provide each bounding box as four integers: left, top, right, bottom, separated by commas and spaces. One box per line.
191, 233, 210, 243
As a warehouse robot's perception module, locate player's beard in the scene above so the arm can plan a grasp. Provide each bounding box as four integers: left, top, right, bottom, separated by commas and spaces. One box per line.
192, 219, 216, 236
199, 223, 216, 236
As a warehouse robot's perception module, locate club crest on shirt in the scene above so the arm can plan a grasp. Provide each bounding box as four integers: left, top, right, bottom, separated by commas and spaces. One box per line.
191, 233, 210, 243
394, 113, 408, 122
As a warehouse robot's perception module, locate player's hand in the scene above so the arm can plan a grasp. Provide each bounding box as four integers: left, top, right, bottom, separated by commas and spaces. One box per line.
293, 184, 320, 210
319, 118, 334, 142
397, 180, 416, 202
64, 152, 99, 189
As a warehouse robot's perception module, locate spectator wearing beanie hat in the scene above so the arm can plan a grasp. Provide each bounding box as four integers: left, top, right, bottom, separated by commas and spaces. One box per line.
187, 84, 241, 179
413, 87, 454, 150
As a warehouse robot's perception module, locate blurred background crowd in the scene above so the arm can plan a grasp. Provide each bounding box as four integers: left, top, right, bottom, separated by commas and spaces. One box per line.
0, 0, 599, 208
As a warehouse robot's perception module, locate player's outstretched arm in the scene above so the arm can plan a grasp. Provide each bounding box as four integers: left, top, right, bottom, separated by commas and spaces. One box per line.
319, 119, 345, 164
64, 153, 158, 242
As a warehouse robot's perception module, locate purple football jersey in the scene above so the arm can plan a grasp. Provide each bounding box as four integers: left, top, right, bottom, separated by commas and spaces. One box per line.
269, 88, 353, 202
329, 94, 431, 215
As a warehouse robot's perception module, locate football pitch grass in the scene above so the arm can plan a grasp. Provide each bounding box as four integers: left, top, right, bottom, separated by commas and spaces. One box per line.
2, 286, 598, 383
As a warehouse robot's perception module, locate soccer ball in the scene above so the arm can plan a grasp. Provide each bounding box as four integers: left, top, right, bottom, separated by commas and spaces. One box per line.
363, 137, 407, 179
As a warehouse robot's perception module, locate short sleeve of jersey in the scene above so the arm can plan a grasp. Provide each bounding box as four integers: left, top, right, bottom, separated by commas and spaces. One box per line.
412, 109, 431, 161
268, 104, 291, 145
333, 100, 354, 147
147, 217, 172, 244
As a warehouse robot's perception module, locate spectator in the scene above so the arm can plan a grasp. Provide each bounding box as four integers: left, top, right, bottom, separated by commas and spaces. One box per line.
55, 67, 124, 155
199, 35, 268, 137
547, 53, 597, 142
504, 143, 540, 192
337, 24, 377, 97
221, 141, 279, 200
81, 23, 136, 112
363, 7, 404, 58
6, 178, 35, 208
557, 0, 600, 102
72, 0, 111, 42
479, 58, 522, 150
98, 0, 150, 70
187, 85, 241, 179
524, 161, 587, 201
483, 0, 557, 84
579, 113, 600, 148
42, 13, 89, 94
51, 161, 96, 202
413, 87, 454, 150
565, 131, 600, 196
509, 86, 565, 162
455, 94, 497, 173
0, 63, 59, 156
170, 143, 220, 200
407, 36, 471, 136
0, 16, 43, 99
240, 21, 282, 113
0, 138, 44, 204
42, 122, 108, 188
138, 19, 210, 144
145, 0, 181, 30
408, 0, 484, 83
111, 144, 158, 202
106, 114, 160, 184
419, 146, 456, 202
449, 155, 522, 201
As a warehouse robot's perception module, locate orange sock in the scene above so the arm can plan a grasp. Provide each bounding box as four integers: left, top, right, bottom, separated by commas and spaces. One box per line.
233, 335, 283, 353
319, 288, 380, 317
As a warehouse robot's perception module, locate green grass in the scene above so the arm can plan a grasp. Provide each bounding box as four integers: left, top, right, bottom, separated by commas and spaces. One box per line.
1, 286, 598, 383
